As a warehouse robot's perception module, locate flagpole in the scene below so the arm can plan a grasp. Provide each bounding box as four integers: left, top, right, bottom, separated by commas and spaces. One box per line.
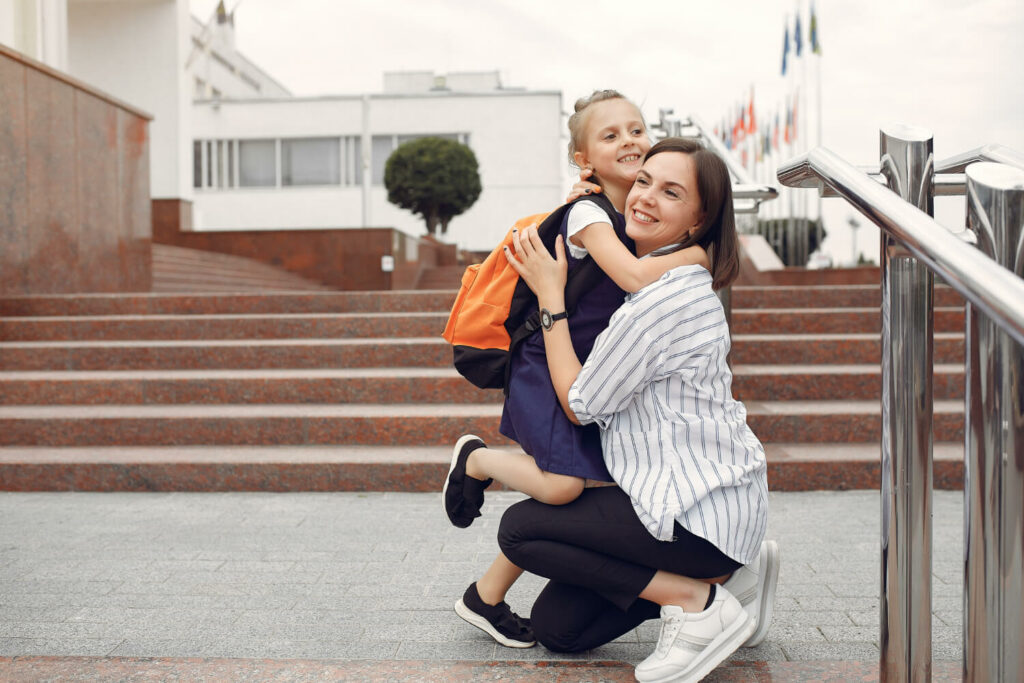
798, 0, 809, 265
813, 1, 824, 262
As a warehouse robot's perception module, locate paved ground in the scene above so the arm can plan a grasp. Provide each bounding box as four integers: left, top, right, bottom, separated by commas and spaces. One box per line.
0, 489, 964, 673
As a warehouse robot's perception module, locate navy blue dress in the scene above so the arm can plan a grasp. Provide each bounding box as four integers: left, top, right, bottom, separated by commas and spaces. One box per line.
498, 205, 634, 481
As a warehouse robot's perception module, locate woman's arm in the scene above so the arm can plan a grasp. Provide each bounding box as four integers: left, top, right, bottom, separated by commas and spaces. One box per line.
577, 222, 709, 293
504, 228, 583, 424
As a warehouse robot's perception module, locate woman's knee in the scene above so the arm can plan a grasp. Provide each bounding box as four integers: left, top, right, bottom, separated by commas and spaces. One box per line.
496, 498, 539, 562
530, 590, 589, 653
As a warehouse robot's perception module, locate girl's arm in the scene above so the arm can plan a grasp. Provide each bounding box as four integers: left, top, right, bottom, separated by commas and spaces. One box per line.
576, 221, 709, 293
504, 228, 582, 424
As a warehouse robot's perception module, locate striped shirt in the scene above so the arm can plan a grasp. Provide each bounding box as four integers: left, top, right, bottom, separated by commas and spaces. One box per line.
567, 264, 768, 564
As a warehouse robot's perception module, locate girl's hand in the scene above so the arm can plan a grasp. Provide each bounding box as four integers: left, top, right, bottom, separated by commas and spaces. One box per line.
504, 226, 568, 298
565, 167, 603, 203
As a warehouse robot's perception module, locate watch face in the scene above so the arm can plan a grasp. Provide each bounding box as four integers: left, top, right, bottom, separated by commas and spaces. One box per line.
540, 309, 552, 330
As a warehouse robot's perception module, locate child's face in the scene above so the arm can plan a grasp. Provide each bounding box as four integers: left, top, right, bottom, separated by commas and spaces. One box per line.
625, 152, 704, 256
574, 99, 650, 192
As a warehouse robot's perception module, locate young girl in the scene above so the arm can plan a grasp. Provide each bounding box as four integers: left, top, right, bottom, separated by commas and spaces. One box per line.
442, 91, 714, 648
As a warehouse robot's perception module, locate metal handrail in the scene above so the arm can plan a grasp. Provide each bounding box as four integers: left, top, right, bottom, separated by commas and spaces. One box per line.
778, 146, 1024, 347
820, 169, 966, 198
936, 143, 1024, 174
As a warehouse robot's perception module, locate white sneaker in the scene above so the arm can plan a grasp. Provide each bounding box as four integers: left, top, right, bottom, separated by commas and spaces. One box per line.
634, 586, 754, 683
723, 540, 780, 647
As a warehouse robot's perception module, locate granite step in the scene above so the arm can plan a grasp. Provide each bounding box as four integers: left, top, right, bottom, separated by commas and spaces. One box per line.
0, 291, 458, 317
730, 284, 964, 309
11, 307, 972, 342
0, 334, 965, 371
0, 286, 966, 317
0, 338, 449, 371
731, 307, 964, 335
0, 401, 964, 447
0, 441, 966, 492
0, 337, 448, 370
0, 369, 500, 405
0, 365, 964, 405
729, 332, 963, 365
0, 312, 448, 341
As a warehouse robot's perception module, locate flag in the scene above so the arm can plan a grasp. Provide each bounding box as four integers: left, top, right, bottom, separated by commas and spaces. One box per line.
784, 102, 792, 145
781, 22, 790, 75
773, 112, 780, 150
794, 12, 803, 57
792, 90, 799, 141
811, 1, 821, 54
747, 87, 756, 134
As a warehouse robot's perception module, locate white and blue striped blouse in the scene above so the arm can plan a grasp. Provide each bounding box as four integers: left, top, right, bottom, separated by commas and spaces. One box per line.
567, 263, 768, 564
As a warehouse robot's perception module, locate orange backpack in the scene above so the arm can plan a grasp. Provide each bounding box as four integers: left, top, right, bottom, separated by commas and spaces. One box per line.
442, 193, 618, 391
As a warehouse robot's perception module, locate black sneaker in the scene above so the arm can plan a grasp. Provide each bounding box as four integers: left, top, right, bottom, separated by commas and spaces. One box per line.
443, 435, 492, 528
454, 582, 536, 648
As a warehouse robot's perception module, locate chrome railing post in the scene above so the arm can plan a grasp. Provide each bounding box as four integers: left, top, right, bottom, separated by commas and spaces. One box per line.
963, 162, 1024, 682
878, 125, 935, 682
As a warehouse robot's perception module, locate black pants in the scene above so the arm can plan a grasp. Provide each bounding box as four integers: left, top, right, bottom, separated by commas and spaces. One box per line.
497, 485, 741, 653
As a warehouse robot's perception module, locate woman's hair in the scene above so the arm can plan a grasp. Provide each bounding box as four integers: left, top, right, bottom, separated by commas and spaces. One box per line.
644, 137, 739, 291
566, 89, 644, 167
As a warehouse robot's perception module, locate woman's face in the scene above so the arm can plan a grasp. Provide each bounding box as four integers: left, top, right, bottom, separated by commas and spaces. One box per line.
625, 152, 704, 257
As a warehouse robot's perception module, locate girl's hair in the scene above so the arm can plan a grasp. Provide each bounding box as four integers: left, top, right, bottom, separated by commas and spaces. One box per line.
644, 137, 739, 291
566, 89, 644, 167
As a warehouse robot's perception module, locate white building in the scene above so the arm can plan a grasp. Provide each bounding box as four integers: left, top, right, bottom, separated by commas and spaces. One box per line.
2, 0, 565, 252
191, 78, 564, 250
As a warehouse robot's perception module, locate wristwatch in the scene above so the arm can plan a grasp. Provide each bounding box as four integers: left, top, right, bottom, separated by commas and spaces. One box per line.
540, 308, 567, 331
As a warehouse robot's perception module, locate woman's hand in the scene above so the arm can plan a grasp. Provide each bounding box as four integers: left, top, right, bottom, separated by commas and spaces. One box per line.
504, 226, 568, 299
565, 167, 602, 203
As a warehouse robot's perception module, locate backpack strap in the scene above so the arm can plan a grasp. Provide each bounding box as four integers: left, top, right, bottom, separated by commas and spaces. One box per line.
503, 192, 621, 394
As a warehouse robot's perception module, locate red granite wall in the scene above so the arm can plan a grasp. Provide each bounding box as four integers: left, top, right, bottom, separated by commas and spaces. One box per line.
152, 219, 455, 291
0, 45, 152, 295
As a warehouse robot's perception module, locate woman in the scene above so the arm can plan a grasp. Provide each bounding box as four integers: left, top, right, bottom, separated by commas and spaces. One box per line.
500, 137, 770, 682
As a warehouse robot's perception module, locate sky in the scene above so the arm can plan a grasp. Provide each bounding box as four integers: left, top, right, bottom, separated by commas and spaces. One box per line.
191, 0, 1024, 265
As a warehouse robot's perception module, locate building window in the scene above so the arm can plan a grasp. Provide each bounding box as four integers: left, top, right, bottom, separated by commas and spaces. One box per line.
238, 139, 276, 187
282, 137, 341, 186
191, 133, 466, 190
193, 141, 203, 188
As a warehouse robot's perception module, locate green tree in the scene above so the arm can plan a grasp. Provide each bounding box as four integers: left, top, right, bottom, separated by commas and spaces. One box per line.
384, 137, 482, 236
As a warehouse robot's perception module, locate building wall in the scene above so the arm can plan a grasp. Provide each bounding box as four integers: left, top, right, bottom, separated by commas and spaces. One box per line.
0, 0, 68, 70
0, 44, 152, 294
66, 0, 190, 202
187, 14, 290, 100
190, 91, 564, 251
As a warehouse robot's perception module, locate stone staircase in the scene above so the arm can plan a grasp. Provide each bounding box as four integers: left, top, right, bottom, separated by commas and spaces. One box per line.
152, 244, 333, 293
0, 284, 965, 491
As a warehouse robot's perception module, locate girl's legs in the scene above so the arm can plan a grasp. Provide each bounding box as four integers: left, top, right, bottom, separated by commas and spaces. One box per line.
466, 446, 584, 505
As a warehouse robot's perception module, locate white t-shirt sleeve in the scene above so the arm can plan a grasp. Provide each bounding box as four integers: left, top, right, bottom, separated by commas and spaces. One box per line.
565, 200, 612, 260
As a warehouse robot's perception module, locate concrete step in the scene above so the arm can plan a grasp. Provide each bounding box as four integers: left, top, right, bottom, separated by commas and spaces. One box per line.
0, 291, 458, 317
0, 312, 449, 342
731, 307, 964, 334
0, 335, 966, 371
0, 338, 448, 371
0, 365, 963, 405
0, 441, 965, 492
730, 284, 964, 309
0, 401, 964, 447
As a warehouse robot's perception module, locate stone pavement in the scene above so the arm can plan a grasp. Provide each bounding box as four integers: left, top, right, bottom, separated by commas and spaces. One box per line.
0, 490, 964, 681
